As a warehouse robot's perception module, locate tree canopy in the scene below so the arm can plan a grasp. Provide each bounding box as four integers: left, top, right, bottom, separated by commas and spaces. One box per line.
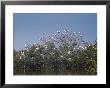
14, 29, 97, 75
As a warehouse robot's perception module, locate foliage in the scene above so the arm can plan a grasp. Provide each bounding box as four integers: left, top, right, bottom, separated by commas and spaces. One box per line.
14, 29, 97, 75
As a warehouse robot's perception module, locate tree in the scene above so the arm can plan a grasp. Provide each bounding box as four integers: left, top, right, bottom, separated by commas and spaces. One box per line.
14, 29, 97, 75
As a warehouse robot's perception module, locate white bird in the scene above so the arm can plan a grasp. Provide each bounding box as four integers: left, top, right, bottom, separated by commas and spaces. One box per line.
78, 32, 80, 34
51, 37, 54, 39
45, 46, 48, 49
60, 55, 63, 58
84, 47, 87, 49
20, 56, 22, 59
25, 44, 27, 47
41, 54, 43, 56
36, 47, 39, 50
57, 30, 60, 33
68, 58, 72, 61
68, 51, 71, 54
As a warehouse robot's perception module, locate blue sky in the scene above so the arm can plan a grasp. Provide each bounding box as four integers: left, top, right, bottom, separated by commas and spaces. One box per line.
14, 13, 97, 51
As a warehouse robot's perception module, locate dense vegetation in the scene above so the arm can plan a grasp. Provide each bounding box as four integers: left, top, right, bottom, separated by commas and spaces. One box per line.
14, 29, 97, 75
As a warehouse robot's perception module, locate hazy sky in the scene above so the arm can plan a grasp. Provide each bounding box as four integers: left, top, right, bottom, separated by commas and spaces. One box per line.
14, 13, 97, 51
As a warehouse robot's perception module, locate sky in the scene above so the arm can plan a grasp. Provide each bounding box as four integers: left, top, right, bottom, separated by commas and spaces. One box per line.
14, 13, 97, 51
